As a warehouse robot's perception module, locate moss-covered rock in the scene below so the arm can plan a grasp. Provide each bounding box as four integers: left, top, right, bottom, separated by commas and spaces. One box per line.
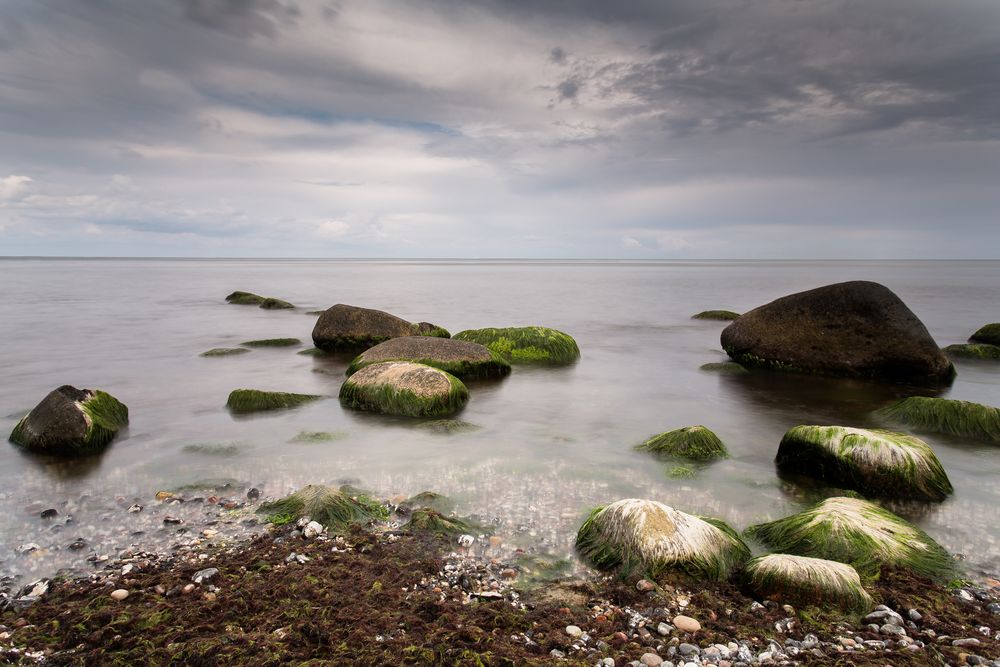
970, 323, 1000, 346
398, 491, 455, 514
414, 419, 481, 435
226, 291, 266, 305
259, 297, 295, 310
453, 326, 580, 366
346, 336, 510, 380
744, 554, 873, 613
775, 425, 952, 502
575, 499, 750, 581
339, 361, 469, 418
241, 338, 301, 348
289, 431, 348, 443
720, 281, 954, 384
692, 310, 740, 321
226, 389, 323, 414
876, 396, 1000, 443
944, 343, 1000, 360
635, 425, 729, 461
699, 361, 748, 374
200, 347, 251, 357
312, 304, 444, 352
404, 508, 476, 536
745, 497, 953, 580
258, 485, 382, 531
9, 385, 129, 456
415, 322, 451, 338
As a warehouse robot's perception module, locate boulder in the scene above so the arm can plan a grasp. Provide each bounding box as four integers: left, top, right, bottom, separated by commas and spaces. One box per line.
744, 554, 872, 613
259, 297, 294, 310
775, 425, 952, 501
453, 326, 580, 365
944, 343, 1000, 360
226, 389, 322, 414
692, 310, 740, 321
971, 323, 1000, 346
312, 304, 443, 351
635, 425, 729, 461
575, 498, 749, 580
240, 338, 301, 348
9, 386, 128, 456
877, 396, 1000, 443
745, 497, 953, 580
346, 336, 510, 379
226, 291, 295, 309
720, 281, 953, 384
258, 485, 382, 531
339, 361, 469, 418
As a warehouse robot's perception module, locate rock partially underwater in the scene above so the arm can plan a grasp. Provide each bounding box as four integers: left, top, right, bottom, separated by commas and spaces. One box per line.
745, 497, 953, 581
226, 389, 323, 414
944, 343, 1000, 360
691, 310, 740, 321
258, 485, 384, 531
970, 323, 1000, 346
699, 361, 748, 374
339, 361, 469, 418
225, 291, 295, 309
575, 498, 749, 581
312, 304, 449, 352
453, 326, 580, 366
744, 554, 873, 614
9, 386, 129, 456
775, 425, 952, 502
635, 425, 729, 462
346, 336, 510, 379
720, 281, 954, 384
877, 396, 1000, 443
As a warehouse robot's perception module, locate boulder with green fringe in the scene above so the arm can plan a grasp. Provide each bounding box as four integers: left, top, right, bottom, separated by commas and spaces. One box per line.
744, 554, 873, 613
944, 343, 1000, 360
226, 291, 295, 309
346, 336, 510, 379
453, 326, 580, 365
876, 396, 1000, 443
405, 508, 477, 536
745, 497, 953, 580
9, 385, 129, 456
970, 323, 1000, 346
258, 485, 382, 531
339, 361, 469, 418
575, 499, 750, 581
312, 304, 447, 352
226, 389, 323, 414
635, 425, 729, 462
692, 310, 740, 321
775, 425, 952, 502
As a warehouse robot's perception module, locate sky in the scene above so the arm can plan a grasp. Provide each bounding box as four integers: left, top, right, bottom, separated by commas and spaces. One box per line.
0, 0, 998, 258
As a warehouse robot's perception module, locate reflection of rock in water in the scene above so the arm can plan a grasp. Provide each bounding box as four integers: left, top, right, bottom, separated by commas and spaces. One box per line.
13, 448, 107, 480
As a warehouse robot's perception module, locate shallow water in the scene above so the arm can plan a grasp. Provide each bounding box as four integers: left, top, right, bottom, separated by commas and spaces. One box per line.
1, 259, 999, 583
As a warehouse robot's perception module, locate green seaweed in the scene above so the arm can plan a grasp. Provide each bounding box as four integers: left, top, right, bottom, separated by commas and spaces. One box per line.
453, 327, 580, 366
691, 310, 741, 321
944, 343, 1000, 360
258, 485, 382, 532
399, 491, 455, 514
339, 367, 469, 418
744, 554, 873, 614
970, 322, 1000, 346
259, 297, 295, 310
77, 391, 129, 451
699, 361, 749, 374
289, 430, 348, 443
405, 508, 475, 536
346, 350, 510, 380
415, 323, 451, 338
226, 389, 323, 414
414, 419, 482, 435
668, 465, 697, 479
182, 443, 241, 456
297, 347, 331, 356
636, 425, 729, 461
226, 291, 265, 305
241, 338, 302, 348
200, 348, 251, 357
876, 396, 1000, 443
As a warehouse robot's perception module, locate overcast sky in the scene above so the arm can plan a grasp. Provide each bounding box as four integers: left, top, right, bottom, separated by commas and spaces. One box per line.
1, 0, 998, 258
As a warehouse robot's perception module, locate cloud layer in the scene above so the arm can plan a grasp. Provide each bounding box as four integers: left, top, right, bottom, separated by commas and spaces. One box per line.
1, 0, 997, 257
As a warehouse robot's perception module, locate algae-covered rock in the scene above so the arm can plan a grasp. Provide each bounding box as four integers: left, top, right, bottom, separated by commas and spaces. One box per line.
692, 310, 740, 321
200, 347, 250, 357
971, 323, 1000, 346
346, 336, 510, 380
720, 281, 954, 384
775, 425, 952, 502
312, 304, 442, 352
414, 419, 481, 435
404, 508, 476, 536
226, 291, 266, 305
744, 554, 873, 613
226, 389, 323, 414
289, 430, 348, 443
259, 297, 295, 310
453, 326, 580, 366
876, 396, 1000, 443
575, 499, 749, 580
398, 491, 455, 514
415, 322, 451, 338
258, 485, 381, 531
699, 361, 748, 374
241, 338, 301, 348
635, 425, 729, 462
745, 497, 953, 580
339, 361, 469, 418
944, 343, 1000, 360
9, 385, 129, 456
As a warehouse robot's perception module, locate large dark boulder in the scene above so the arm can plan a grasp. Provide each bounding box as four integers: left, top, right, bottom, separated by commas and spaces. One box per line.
312, 304, 443, 352
346, 336, 510, 379
720, 281, 953, 384
9, 386, 129, 455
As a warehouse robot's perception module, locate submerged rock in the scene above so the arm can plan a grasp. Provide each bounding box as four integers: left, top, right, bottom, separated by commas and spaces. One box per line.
226, 389, 323, 414
720, 281, 954, 384
200, 347, 251, 357
876, 396, 1000, 443
405, 508, 477, 536
226, 291, 295, 309
575, 498, 750, 580
745, 554, 873, 613
312, 304, 443, 352
241, 338, 301, 348
745, 497, 953, 580
9, 385, 129, 456
339, 361, 469, 418
699, 361, 748, 374
635, 425, 729, 461
775, 425, 953, 502
692, 310, 740, 321
398, 491, 455, 514
453, 326, 580, 365
258, 485, 382, 531
970, 323, 1000, 346
259, 297, 295, 310
413, 419, 482, 435
346, 336, 510, 379
944, 343, 1000, 360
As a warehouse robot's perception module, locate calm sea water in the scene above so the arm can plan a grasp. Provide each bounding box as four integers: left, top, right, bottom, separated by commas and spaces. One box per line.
1, 259, 999, 583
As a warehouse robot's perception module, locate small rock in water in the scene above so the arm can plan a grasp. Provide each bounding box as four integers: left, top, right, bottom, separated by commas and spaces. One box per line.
155, 491, 175, 501
40, 509, 58, 519
673, 615, 701, 633
163, 516, 183, 525
67, 538, 87, 551
110, 589, 129, 601
127, 504, 143, 513
192, 568, 219, 584
16, 543, 40, 554
247, 488, 261, 501
457, 534, 475, 547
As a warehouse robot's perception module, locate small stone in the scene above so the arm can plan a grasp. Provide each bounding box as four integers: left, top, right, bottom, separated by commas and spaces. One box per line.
657, 622, 671, 636
155, 491, 175, 501
881, 624, 906, 637
40, 508, 58, 519
549, 649, 566, 659
67, 538, 87, 551
127, 504, 142, 513
154, 584, 166, 595
182, 583, 195, 594
566, 625, 583, 638
908, 608, 922, 622
678, 643, 699, 656
192, 567, 219, 584
639, 653, 663, 666
672, 615, 700, 633
110, 589, 129, 601
457, 534, 474, 547
952, 638, 981, 647
163, 516, 183, 525
203, 592, 217, 602
202, 529, 219, 539
636, 579, 656, 592
303, 521, 324, 539
15, 542, 40, 554
246, 488, 261, 501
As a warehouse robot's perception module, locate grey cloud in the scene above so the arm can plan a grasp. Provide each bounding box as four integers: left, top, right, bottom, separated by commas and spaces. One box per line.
176, 0, 301, 37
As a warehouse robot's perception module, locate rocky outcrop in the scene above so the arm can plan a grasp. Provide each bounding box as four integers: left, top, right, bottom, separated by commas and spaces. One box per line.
744, 554, 872, 613
9, 386, 129, 455
339, 361, 469, 418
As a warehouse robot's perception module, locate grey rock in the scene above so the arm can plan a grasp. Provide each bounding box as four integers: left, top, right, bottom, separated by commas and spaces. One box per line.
192, 567, 219, 584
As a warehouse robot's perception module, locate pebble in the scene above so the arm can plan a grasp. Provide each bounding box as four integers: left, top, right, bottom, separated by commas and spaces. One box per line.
678, 643, 699, 656
246, 488, 261, 501
636, 579, 656, 592
908, 608, 922, 622
110, 589, 129, 601
549, 649, 566, 659
40, 508, 58, 519
952, 638, 981, 647
457, 534, 475, 547
303, 521, 324, 539
182, 583, 195, 594
657, 622, 671, 636
673, 615, 701, 633
565, 625, 582, 638
127, 504, 143, 513
639, 653, 663, 666
192, 567, 219, 584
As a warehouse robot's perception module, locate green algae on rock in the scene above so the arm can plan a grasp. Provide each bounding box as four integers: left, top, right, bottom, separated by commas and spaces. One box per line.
636, 425, 729, 462
745, 497, 953, 580
9, 385, 129, 456
226, 290, 266, 305
289, 430, 348, 443
744, 554, 873, 614
414, 419, 482, 435
241, 338, 302, 348
404, 508, 477, 537
944, 343, 1000, 360
226, 389, 323, 414
200, 347, 251, 357
699, 361, 749, 374
452, 326, 580, 365
970, 323, 1000, 346
398, 491, 455, 514
691, 310, 741, 321
575, 498, 750, 581
259, 297, 295, 310
259, 485, 382, 531
346, 336, 510, 380
340, 361, 469, 418
775, 425, 953, 502
876, 396, 1000, 443
414, 322, 451, 338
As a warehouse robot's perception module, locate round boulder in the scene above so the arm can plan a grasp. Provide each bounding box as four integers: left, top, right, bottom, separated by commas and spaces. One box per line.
346, 336, 510, 379
745, 554, 873, 613
691, 310, 740, 321
339, 361, 469, 418
944, 343, 1000, 360
575, 498, 749, 581
9, 385, 129, 455
971, 323, 1000, 346
635, 425, 729, 461
877, 396, 1000, 443
453, 326, 580, 365
312, 304, 441, 351
775, 425, 952, 501
720, 281, 954, 384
